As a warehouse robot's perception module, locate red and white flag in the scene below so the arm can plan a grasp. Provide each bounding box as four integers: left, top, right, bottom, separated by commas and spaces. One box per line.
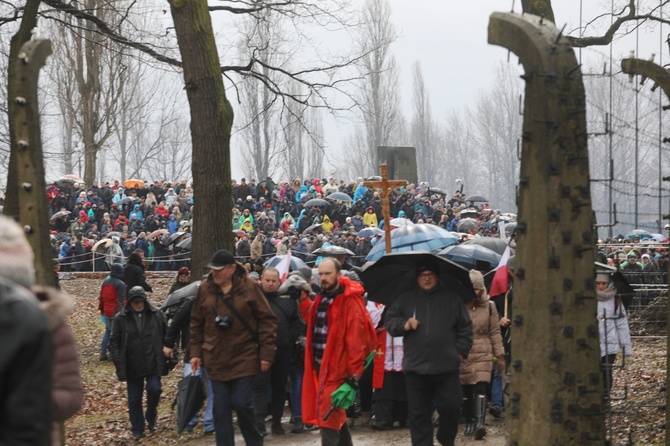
489, 245, 512, 298
275, 250, 292, 282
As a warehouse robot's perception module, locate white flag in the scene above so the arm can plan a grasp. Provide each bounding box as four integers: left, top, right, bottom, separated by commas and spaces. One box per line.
275, 250, 292, 282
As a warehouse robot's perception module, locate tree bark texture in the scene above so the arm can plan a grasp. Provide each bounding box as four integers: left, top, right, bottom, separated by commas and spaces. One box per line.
5, 0, 41, 218
489, 12, 604, 444
11, 39, 56, 287
521, 0, 555, 24
168, 0, 234, 277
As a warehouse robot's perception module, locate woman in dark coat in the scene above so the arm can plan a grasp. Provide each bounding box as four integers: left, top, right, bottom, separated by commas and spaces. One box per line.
123, 252, 153, 292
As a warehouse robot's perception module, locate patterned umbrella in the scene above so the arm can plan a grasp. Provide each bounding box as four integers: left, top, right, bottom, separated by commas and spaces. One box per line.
365, 224, 459, 262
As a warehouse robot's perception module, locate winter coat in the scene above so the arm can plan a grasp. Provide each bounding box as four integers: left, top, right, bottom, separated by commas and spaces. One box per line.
123, 253, 152, 292
459, 300, 504, 385
236, 239, 251, 258
250, 236, 263, 260
33, 287, 83, 446
598, 285, 632, 357
300, 276, 377, 430
264, 292, 302, 350
385, 284, 473, 375
129, 204, 144, 222
164, 297, 195, 362
363, 209, 378, 228
109, 295, 168, 381
0, 279, 53, 445
99, 263, 127, 317
189, 265, 277, 382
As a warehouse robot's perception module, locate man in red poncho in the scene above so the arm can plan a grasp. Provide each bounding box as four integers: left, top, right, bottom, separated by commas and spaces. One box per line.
300, 258, 377, 446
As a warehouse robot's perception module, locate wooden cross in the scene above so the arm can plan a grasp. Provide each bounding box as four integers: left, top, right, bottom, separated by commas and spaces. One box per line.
363, 164, 406, 254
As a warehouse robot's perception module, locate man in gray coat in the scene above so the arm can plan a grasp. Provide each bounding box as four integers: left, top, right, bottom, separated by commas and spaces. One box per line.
384, 260, 473, 446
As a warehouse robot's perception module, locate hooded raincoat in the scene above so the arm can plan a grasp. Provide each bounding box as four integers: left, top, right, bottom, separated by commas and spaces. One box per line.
299, 276, 377, 430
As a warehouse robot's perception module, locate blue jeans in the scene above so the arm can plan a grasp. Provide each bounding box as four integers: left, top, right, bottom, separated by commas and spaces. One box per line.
289, 368, 303, 418
491, 363, 503, 409
100, 316, 112, 354
184, 363, 215, 432
211, 376, 262, 446
127, 374, 162, 435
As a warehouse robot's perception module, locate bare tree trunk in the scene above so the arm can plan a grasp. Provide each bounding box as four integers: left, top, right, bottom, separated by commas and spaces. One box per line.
5, 0, 41, 218
168, 0, 234, 277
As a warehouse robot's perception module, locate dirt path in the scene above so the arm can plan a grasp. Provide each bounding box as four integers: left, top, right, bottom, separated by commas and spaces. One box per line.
179, 418, 506, 445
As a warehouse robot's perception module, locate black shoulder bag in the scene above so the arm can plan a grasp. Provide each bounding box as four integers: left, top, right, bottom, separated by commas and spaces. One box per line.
218, 292, 260, 348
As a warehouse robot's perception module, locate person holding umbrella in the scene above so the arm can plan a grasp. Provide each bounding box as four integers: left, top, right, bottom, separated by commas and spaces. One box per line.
384, 259, 473, 446
300, 258, 377, 445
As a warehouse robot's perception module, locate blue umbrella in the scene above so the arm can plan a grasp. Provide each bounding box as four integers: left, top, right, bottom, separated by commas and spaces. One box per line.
438, 243, 502, 272
626, 229, 652, 240
264, 255, 308, 271
358, 227, 384, 238
365, 224, 459, 261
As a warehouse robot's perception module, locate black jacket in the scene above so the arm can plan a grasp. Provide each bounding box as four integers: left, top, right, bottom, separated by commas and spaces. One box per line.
109, 297, 167, 381
123, 253, 152, 292
264, 291, 302, 350
0, 279, 53, 445
164, 297, 194, 362
385, 284, 473, 375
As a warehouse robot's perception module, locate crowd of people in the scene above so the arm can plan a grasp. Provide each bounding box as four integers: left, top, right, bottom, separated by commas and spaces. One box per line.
46, 175, 512, 271
0, 174, 657, 446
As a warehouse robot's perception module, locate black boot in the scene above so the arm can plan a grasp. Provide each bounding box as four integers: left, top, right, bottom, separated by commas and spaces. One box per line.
463, 394, 474, 436
464, 419, 475, 436
291, 417, 304, 433
474, 395, 486, 440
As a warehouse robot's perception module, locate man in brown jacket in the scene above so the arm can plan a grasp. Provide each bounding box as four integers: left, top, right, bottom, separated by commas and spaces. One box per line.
190, 250, 277, 446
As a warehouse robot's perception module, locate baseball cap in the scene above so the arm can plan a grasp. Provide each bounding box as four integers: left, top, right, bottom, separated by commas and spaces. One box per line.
207, 250, 236, 270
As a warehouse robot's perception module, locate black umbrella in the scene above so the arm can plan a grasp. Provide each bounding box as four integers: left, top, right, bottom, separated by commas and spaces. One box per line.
595, 262, 634, 309
312, 245, 355, 256
301, 223, 322, 234
326, 192, 353, 202
175, 374, 206, 434
161, 281, 201, 312
460, 208, 480, 219
456, 218, 479, 233
303, 198, 329, 208
118, 196, 141, 206
427, 187, 449, 196
462, 237, 511, 256
167, 231, 186, 245
466, 194, 488, 202
176, 237, 192, 251
360, 251, 476, 306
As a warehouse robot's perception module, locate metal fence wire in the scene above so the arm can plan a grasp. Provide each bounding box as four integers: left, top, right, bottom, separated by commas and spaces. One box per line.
607, 279, 667, 445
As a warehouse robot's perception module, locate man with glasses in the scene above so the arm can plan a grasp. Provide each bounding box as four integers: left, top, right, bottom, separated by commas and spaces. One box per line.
385, 260, 473, 446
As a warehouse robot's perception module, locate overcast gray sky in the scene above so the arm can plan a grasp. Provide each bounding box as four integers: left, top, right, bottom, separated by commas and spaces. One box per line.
230, 1, 665, 180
